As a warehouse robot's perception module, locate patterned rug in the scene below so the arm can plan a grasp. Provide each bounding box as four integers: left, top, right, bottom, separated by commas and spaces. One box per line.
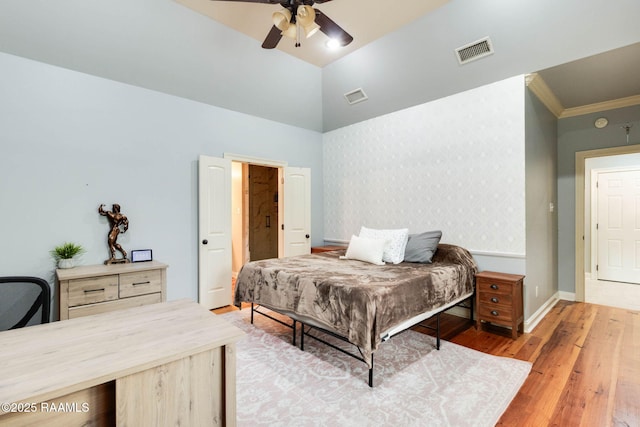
221, 309, 531, 427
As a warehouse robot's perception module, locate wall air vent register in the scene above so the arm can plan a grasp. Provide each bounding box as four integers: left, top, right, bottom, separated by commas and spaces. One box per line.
344, 88, 368, 105
455, 37, 494, 65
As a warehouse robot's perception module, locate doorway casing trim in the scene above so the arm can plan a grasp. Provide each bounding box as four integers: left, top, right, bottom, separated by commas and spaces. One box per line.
575, 143, 640, 301
224, 152, 288, 168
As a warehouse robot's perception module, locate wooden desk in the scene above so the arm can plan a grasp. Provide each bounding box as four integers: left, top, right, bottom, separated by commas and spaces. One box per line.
0, 300, 244, 426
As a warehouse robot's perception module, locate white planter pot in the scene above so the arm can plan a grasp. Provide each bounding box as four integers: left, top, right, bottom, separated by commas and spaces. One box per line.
58, 258, 75, 269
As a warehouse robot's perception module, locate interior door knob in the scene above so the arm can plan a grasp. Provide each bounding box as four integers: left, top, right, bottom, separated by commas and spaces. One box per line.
202, 239, 208, 245
305, 234, 310, 238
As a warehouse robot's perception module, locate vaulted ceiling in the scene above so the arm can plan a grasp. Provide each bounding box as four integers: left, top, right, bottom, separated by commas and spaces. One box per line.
0, 0, 638, 132
174, 0, 640, 123
174, 0, 450, 67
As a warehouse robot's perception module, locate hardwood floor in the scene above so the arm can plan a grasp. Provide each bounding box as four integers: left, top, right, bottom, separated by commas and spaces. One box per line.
214, 300, 639, 426
420, 300, 640, 427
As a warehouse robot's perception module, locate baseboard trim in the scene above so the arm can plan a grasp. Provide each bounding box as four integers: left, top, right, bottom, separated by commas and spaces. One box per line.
447, 305, 470, 319
558, 291, 576, 301
524, 292, 560, 333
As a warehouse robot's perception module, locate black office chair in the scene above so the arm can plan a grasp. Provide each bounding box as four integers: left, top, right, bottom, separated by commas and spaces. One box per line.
0, 276, 51, 331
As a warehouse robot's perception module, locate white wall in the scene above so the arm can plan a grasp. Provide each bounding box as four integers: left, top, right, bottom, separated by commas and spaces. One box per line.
0, 52, 324, 312
323, 76, 526, 259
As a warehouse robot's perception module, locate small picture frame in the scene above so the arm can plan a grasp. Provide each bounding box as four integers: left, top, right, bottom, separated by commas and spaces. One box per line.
131, 249, 153, 263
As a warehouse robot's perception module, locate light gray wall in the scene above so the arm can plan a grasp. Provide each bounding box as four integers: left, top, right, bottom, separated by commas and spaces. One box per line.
0, 0, 323, 131
1, 1, 638, 133
0, 52, 324, 311
525, 88, 558, 318
557, 105, 640, 293
322, 0, 640, 131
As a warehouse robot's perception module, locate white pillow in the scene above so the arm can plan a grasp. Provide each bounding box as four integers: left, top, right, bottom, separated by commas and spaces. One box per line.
340, 235, 386, 265
359, 226, 409, 264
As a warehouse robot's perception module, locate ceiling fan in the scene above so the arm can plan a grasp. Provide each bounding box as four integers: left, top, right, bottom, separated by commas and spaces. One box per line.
210, 0, 353, 49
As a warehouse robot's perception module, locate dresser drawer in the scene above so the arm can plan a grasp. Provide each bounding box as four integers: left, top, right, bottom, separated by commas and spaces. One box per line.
477, 279, 513, 295
68, 275, 119, 307
119, 270, 162, 298
478, 304, 513, 324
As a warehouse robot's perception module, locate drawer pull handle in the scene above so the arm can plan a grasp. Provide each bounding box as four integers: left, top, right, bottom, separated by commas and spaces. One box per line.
491, 297, 499, 303
132, 281, 151, 286
490, 284, 499, 290
84, 288, 105, 294
491, 310, 499, 316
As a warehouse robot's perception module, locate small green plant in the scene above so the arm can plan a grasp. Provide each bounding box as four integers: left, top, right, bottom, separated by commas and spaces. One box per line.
51, 242, 85, 260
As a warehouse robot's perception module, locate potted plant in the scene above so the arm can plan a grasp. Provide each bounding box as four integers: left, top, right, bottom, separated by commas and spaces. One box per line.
51, 242, 85, 269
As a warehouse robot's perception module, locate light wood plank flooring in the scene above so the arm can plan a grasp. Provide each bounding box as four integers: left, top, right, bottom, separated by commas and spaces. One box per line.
214, 300, 639, 427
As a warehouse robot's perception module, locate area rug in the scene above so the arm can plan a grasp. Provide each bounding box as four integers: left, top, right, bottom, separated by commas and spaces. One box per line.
221, 309, 531, 427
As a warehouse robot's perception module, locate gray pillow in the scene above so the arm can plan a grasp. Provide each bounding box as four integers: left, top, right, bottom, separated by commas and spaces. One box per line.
403, 231, 442, 263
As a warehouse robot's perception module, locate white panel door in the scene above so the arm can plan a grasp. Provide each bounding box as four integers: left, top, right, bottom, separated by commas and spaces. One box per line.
597, 169, 640, 284
198, 155, 232, 309
283, 167, 311, 257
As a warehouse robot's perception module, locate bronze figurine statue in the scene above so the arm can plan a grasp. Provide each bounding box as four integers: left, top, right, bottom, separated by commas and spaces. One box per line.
99, 203, 130, 265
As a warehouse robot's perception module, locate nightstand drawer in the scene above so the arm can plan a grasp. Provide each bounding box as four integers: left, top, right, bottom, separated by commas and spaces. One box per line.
477, 280, 513, 295
120, 270, 162, 298
478, 305, 513, 323
68, 275, 119, 307
477, 291, 513, 306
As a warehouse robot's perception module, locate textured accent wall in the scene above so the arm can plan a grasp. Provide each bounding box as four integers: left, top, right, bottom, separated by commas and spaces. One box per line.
323, 76, 526, 255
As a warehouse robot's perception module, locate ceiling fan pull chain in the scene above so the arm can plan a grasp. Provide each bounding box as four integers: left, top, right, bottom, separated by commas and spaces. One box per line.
296, 21, 301, 47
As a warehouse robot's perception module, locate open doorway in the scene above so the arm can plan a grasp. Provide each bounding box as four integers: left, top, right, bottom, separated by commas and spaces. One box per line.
576, 145, 640, 311
231, 162, 280, 278
198, 154, 311, 310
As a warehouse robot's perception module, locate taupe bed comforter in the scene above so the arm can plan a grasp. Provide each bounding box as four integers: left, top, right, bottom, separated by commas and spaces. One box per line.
234, 244, 477, 364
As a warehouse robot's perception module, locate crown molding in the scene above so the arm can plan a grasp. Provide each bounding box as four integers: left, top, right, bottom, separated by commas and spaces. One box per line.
559, 93, 640, 118
526, 73, 640, 119
525, 73, 564, 118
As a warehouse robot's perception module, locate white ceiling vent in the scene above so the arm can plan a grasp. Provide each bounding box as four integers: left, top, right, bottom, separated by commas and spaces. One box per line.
455, 37, 494, 65
344, 88, 368, 105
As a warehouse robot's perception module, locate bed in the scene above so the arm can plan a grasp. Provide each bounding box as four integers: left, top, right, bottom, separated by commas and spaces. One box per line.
233, 243, 477, 386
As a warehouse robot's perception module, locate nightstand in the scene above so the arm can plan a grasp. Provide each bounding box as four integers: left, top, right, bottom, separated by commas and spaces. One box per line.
475, 271, 524, 339
311, 245, 346, 253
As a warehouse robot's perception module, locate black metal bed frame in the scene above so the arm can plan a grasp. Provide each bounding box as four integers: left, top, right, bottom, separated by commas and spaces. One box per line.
248, 295, 474, 387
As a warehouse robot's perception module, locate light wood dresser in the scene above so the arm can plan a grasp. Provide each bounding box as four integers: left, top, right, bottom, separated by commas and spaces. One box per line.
475, 270, 525, 339
0, 299, 244, 426
56, 261, 167, 320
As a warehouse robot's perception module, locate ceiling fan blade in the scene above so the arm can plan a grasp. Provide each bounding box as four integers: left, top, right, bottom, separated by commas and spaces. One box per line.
262, 25, 283, 49
315, 10, 353, 46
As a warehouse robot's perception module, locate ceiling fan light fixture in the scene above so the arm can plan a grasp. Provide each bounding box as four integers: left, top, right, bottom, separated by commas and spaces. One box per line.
296, 6, 314, 24
281, 23, 297, 40
296, 5, 319, 38
272, 9, 292, 32
303, 22, 320, 38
